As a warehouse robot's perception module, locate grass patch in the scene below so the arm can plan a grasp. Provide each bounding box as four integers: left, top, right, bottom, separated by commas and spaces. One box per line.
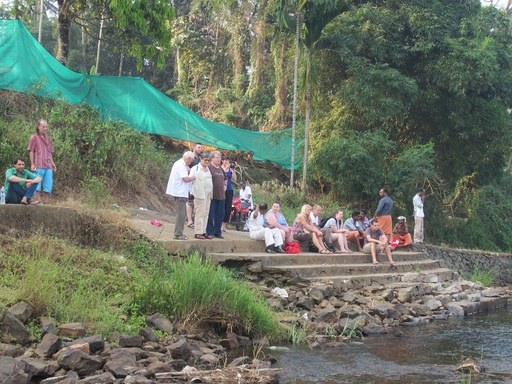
130, 252, 284, 340
469, 264, 497, 287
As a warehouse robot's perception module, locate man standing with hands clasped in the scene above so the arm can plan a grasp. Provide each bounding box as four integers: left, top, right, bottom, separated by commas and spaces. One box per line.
413, 188, 426, 243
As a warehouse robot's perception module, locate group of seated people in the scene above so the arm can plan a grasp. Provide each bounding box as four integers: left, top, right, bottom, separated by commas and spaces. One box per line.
248, 202, 402, 266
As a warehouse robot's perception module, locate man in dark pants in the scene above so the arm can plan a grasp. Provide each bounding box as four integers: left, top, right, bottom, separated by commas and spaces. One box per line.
4, 156, 42, 204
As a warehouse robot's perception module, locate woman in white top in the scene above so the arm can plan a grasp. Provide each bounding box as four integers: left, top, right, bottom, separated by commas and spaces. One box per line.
189, 153, 213, 239
323, 210, 352, 253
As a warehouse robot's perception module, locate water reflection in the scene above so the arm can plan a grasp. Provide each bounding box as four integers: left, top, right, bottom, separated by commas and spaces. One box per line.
270, 307, 512, 383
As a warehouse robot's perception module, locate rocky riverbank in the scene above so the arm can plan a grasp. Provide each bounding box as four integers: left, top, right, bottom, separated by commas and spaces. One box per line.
1, 267, 510, 384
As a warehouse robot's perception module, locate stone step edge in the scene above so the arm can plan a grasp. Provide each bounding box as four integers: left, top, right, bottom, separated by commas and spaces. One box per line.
265, 259, 441, 270
306, 268, 456, 281
207, 251, 425, 257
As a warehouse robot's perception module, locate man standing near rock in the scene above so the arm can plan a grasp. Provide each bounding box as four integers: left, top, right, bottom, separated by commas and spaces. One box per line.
166, 151, 196, 240
413, 188, 426, 243
373, 188, 393, 240
28, 119, 56, 204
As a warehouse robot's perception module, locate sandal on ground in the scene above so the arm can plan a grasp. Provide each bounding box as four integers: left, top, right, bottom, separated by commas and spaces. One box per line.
187, 223, 195, 229
205, 234, 213, 239
29, 199, 40, 205
372, 261, 379, 265
390, 263, 397, 267
20, 199, 28, 205
173, 235, 188, 240
318, 249, 330, 254
194, 234, 206, 239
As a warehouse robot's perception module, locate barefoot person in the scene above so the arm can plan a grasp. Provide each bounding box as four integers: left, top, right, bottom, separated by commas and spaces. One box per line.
28, 119, 56, 204
4, 156, 42, 205
363, 219, 396, 266
292, 205, 331, 254
323, 210, 352, 253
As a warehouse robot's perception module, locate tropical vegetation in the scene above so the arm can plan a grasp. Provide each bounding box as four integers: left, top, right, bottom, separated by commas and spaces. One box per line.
1, 0, 512, 252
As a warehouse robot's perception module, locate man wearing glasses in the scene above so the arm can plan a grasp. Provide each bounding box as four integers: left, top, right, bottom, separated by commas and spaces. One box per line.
363, 219, 397, 267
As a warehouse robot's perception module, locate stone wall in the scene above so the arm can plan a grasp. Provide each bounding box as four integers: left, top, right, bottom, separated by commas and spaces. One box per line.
416, 244, 512, 286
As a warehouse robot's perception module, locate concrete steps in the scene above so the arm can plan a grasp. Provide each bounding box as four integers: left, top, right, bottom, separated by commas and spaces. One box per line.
127, 215, 455, 284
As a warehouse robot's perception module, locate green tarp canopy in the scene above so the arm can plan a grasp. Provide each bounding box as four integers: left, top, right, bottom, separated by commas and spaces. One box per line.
0, 19, 300, 169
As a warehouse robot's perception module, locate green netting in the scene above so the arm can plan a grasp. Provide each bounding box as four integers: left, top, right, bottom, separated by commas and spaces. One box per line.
0, 19, 301, 169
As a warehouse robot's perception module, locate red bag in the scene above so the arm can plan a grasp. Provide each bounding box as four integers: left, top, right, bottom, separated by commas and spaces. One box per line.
284, 241, 300, 254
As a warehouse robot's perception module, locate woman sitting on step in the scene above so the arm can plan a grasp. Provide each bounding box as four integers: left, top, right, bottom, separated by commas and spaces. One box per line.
292, 205, 332, 254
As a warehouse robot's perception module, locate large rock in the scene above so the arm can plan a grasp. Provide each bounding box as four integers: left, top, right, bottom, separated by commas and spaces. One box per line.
103, 349, 138, 378
447, 303, 465, 317
36, 333, 62, 358
69, 334, 104, 353
146, 314, 173, 334
20, 357, 56, 378
0, 356, 30, 384
79, 371, 116, 383
7, 302, 33, 324
58, 323, 86, 338
1, 312, 30, 345
139, 328, 159, 343
119, 335, 144, 348
56, 347, 103, 376
166, 339, 193, 360
314, 308, 338, 323
0, 343, 25, 357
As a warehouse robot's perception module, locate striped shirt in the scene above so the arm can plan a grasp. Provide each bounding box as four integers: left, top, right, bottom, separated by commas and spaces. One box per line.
28, 133, 55, 170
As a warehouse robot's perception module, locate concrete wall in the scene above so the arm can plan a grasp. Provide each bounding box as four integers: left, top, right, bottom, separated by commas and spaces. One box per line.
417, 244, 512, 285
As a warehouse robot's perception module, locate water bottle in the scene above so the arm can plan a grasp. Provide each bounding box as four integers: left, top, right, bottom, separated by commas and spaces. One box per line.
0, 186, 5, 205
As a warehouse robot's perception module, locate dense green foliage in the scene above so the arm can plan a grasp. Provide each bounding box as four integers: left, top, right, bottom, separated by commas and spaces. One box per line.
2, 0, 512, 252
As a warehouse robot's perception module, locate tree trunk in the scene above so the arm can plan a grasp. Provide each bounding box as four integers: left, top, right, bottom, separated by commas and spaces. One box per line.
56, 0, 70, 65
302, 52, 311, 187
290, 11, 301, 191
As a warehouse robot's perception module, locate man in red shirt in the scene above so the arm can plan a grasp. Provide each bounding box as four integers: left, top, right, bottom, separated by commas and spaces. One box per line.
28, 119, 56, 204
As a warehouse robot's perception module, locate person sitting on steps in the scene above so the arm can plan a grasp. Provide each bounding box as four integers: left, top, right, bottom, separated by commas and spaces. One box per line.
363, 219, 397, 267
248, 203, 284, 253
292, 204, 332, 254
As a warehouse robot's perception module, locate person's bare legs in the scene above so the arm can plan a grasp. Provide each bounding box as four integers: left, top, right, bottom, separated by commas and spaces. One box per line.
312, 233, 329, 253
382, 242, 396, 266
34, 190, 42, 203
186, 203, 194, 226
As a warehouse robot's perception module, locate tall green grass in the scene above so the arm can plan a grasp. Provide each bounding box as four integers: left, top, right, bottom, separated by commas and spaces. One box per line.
131, 252, 283, 339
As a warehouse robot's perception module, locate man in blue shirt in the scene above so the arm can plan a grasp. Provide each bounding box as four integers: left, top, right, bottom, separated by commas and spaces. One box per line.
373, 188, 394, 239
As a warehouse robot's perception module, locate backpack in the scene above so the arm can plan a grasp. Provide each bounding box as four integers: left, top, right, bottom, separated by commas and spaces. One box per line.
318, 217, 331, 229
284, 241, 301, 254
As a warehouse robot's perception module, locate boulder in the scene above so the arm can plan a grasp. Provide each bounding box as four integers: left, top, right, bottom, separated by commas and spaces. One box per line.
120, 335, 144, 348
79, 372, 116, 383
218, 332, 238, 350
36, 334, 62, 358
447, 303, 465, 317
0, 356, 30, 384
314, 308, 338, 323
139, 328, 159, 343
7, 302, 33, 324
20, 357, 56, 378
69, 334, 104, 353
103, 349, 138, 378
56, 347, 103, 376
57, 323, 86, 338
1, 312, 30, 345
146, 314, 173, 335
147, 361, 170, 377
0, 343, 25, 357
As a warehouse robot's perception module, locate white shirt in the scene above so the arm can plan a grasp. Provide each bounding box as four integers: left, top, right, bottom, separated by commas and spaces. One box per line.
239, 186, 253, 209
310, 212, 319, 225
248, 210, 264, 232
166, 158, 191, 198
413, 194, 424, 218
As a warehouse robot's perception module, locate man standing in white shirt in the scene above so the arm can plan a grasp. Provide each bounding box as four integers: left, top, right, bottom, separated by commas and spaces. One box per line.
166, 151, 196, 240
413, 188, 425, 243
239, 181, 253, 209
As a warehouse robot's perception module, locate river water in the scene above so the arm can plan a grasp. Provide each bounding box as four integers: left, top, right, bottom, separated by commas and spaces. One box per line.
268, 306, 512, 383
